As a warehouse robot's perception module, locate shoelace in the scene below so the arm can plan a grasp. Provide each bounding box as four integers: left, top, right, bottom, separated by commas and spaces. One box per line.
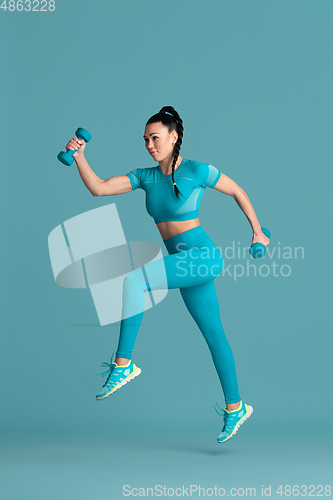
214, 402, 237, 434
97, 352, 117, 388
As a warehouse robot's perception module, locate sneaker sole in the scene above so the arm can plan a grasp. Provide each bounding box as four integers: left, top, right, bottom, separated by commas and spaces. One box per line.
96, 367, 142, 400
217, 404, 253, 443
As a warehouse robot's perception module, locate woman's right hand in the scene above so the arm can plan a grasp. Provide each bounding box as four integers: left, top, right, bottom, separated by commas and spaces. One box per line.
65, 136, 87, 160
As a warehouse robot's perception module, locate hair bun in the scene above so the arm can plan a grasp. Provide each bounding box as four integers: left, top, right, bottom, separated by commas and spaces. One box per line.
160, 106, 178, 122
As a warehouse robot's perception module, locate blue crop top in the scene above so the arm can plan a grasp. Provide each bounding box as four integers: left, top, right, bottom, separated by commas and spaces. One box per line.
125, 158, 221, 224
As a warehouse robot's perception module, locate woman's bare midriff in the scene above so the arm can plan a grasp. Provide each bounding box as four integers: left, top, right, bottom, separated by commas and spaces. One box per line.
156, 218, 201, 241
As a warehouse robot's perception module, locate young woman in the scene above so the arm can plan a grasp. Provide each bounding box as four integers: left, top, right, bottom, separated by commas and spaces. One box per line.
65, 106, 269, 443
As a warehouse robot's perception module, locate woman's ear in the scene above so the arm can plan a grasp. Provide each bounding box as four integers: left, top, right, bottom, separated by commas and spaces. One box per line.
172, 131, 178, 144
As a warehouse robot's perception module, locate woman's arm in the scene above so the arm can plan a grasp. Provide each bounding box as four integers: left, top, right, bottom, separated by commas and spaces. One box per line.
74, 155, 104, 196
213, 173, 269, 246
65, 135, 133, 196
74, 155, 133, 196
98, 174, 133, 196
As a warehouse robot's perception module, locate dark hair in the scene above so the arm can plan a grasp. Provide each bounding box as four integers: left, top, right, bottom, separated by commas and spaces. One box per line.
146, 106, 184, 199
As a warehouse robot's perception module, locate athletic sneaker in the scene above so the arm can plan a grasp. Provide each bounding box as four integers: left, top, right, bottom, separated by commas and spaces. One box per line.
214, 400, 253, 443
96, 352, 141, 400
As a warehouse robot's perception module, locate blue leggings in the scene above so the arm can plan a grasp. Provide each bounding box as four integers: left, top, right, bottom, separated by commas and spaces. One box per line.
116, 225, 241, 404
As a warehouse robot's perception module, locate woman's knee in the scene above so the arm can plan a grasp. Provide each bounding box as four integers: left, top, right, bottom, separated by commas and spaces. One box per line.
123, 268, 146, 293
196, 255, 223, 280
212, 255, 223, 277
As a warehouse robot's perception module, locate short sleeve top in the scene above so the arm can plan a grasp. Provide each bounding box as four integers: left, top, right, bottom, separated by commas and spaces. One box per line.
125, 158, 221, 224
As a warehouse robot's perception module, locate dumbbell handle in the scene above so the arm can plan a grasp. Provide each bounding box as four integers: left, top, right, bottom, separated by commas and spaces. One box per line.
57, 127, 92, 166
249, 227, 271, 259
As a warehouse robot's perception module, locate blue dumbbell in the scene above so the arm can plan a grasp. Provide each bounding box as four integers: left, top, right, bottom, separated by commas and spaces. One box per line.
57, 127, 92, 166
249, 227, 271, 259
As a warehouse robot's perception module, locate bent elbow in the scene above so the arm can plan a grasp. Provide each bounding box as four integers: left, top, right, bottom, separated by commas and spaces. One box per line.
92, 182, 104, 196
232, 186, 244, 199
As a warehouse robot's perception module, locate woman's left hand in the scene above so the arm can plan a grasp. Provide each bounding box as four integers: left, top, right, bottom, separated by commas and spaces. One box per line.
252, 230, 270, 247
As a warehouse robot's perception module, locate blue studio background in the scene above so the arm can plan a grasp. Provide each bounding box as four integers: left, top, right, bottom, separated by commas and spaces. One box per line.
1, 1, 332, 499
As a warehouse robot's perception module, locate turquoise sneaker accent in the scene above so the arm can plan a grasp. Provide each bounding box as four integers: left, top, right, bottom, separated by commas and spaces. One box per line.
214, 400, 253, 443
96, 352, 141, 400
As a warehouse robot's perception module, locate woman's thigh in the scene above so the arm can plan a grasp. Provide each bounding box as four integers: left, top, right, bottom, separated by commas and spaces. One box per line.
179, 279, 222, 332
140, 246, 223, 291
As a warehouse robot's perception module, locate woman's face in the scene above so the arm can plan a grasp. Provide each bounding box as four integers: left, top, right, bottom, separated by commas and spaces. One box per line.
143, 122, 178, 162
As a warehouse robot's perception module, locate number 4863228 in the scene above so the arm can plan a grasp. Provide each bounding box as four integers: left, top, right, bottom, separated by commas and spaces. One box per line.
1, 0, 55, 11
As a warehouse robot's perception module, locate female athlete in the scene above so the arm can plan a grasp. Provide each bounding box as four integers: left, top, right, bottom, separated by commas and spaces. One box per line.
65, 106, 269, 443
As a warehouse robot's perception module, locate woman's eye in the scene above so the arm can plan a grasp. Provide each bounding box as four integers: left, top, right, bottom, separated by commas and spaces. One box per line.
144, 136, 158, 142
